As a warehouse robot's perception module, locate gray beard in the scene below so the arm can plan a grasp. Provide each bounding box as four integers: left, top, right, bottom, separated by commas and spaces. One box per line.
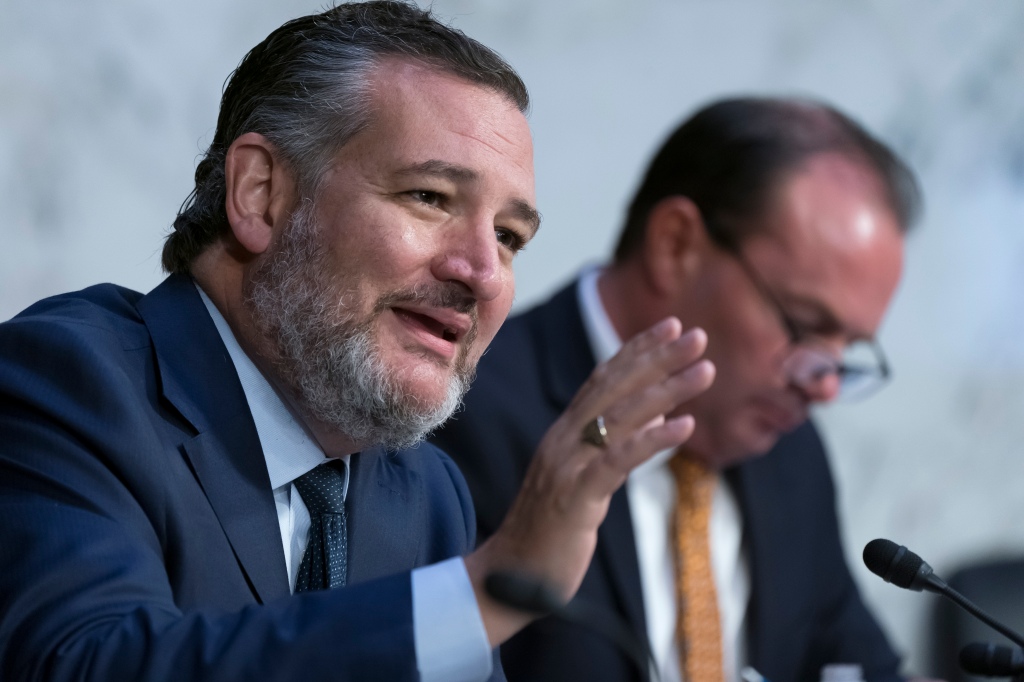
244, 200, 475, 451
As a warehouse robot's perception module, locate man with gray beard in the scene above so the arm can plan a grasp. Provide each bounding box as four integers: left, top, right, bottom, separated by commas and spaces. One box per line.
0, 3, 713, 682
245, 198, 478, 448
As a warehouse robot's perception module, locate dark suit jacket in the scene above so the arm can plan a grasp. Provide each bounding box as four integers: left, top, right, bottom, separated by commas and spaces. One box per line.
0, 275, 501, 681
432, 279, 903, 682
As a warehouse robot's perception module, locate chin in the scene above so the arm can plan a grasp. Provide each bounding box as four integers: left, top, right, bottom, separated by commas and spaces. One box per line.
395, 373, 452, 408
710, 425, 782, 468
742, 426, 784, 457
399, 359, 470, 406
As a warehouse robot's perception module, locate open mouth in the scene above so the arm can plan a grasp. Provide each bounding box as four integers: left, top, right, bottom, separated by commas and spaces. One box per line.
393, 308, 460, 343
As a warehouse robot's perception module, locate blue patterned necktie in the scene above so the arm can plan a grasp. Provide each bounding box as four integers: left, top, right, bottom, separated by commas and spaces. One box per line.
293, 459, 348, 592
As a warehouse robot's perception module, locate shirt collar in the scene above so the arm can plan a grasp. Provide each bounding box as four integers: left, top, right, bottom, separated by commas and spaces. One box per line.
196, 284, 335, 491
576, 264, 622, 365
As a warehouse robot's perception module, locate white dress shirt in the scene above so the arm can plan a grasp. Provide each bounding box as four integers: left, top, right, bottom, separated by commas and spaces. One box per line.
576, 266, 751, 682
198, 286, 492, 682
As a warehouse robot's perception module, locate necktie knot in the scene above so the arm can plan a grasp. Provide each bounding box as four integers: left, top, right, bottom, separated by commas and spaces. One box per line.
294, 460, 347, 515
670, 454, 717, 511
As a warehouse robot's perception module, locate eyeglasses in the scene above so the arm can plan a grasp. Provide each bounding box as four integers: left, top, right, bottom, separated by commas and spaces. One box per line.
702, 213, 891, 401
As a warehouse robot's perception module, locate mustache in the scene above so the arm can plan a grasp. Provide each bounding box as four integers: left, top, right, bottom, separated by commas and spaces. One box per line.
375, 281, 480, 371
374, 282, 478, 318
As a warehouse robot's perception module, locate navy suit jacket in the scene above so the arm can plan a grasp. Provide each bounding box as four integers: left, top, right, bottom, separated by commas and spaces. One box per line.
432, 280, 902, 682
0, 275, 501, 681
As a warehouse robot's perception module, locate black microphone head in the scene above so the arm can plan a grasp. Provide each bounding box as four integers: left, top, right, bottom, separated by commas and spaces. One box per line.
484, 571, 565, 614
862, 538, 942, 592
960, 642, 1024, 676
863, 539, 901, 576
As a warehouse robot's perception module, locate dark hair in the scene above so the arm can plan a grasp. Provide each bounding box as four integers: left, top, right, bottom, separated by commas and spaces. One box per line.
614, 97, 921, 261
163, 1, 529, 274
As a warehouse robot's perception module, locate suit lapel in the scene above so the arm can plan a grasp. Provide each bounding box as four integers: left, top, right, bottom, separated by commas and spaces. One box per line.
725, 460, 776, 674
345, 447, 424, 584
137, 275, 289, 604
536, 280, 650, 646
536, 282, 596, 409
598, 488, 648, 641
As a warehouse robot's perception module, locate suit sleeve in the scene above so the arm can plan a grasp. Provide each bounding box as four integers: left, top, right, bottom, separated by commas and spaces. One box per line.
415, 453, 507, 682
0, 316, 424, 681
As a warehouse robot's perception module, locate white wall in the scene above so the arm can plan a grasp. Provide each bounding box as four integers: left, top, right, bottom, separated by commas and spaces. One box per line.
4, 0, 1024, 674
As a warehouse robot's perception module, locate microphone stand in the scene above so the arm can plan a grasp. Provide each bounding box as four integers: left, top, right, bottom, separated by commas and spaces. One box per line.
940, 583, 1024, 649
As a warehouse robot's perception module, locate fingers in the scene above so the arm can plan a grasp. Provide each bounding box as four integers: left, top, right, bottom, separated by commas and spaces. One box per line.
602, 356, 715, 439
568, 320, 712, 445
605, 319, 704, 393
609, 315, 682, 357
581, 360, 716, 483
479, 316, 716, 620
577, 413, 697, 494
556, 317, 715, 499
568, 319, 708, 425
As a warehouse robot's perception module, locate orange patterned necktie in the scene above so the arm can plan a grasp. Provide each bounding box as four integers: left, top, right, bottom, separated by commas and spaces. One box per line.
670, 454, 724, 682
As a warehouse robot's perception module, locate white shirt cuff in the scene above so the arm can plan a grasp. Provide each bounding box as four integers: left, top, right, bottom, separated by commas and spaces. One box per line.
412, 556, 493, 682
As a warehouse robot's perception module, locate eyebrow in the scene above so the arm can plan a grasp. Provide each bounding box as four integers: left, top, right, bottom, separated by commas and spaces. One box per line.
397, 159, 477, 184
397, 159, 542, 235
510, 198, 542, 236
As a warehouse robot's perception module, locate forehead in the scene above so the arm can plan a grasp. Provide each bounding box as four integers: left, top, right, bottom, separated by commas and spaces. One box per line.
743, 153, 905, 336
344, 60, 535, 195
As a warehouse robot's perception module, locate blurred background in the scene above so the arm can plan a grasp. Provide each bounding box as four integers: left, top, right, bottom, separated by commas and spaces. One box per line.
3, 0, 1023, 675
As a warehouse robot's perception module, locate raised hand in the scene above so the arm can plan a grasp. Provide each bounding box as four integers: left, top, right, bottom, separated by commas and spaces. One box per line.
464, 316, 715, 645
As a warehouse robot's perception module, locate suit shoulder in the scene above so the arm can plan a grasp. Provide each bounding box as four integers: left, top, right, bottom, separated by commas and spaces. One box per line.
476, 307, 541, 375
736, 420, 834, 496
477, 280, 578, 372
779, 420, 828, 460
2, 284, 149, 352
0, 284, 157, 428
455, 315, 545, 429
467, 284, 577, 409
731, 422, 836, 519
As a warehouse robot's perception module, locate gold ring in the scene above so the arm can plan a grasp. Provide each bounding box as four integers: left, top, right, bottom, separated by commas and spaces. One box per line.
581, 415, 609, 448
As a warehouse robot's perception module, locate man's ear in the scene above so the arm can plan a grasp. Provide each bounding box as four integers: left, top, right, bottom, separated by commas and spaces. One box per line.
641, 195, 708, 297
223, 132, 297, 256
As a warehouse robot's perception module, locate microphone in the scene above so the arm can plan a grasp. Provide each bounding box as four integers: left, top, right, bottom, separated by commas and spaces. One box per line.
484, 571, 567, 614
485, 571, 659, 682
862, 538, 948, 593
862, 539, 1024, 648
959, 642, 1024, 677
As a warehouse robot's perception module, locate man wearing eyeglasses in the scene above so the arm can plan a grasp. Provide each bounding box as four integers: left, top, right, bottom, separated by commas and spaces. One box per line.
432, 97, 920, 682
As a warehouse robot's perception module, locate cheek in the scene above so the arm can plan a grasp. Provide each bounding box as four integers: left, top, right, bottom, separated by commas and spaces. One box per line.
687, 270, 781, 388
321, 199, 433, 268
703, 310, 786, 398
324, 233, 436, 302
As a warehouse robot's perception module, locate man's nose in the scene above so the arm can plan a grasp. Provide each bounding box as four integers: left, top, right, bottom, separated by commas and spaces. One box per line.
783, 348, 843, 403
797, 371, 842, 403
431, 216, 504, 302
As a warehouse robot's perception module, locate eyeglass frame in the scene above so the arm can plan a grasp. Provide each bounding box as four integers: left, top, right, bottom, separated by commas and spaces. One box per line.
699, 210, 891, 398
